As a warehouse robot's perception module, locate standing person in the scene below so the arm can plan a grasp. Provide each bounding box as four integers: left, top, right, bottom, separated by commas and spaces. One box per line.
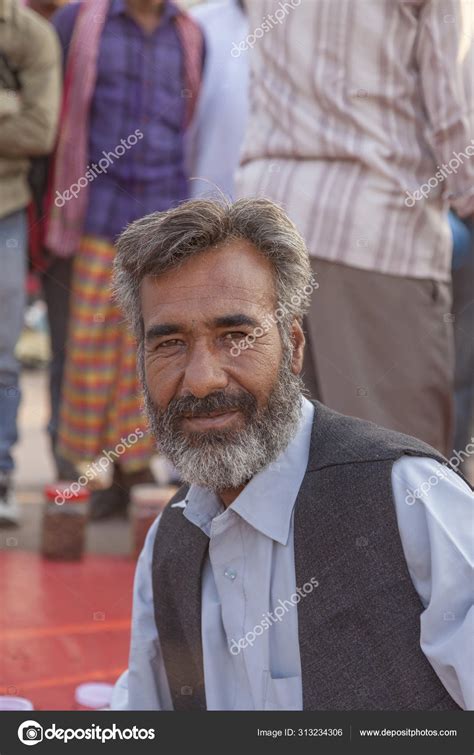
0, 0, 60, 526
186, 0, 248, 199
46, 0, 203, 519
236, 0, 474, 455
26, 0, 75, 481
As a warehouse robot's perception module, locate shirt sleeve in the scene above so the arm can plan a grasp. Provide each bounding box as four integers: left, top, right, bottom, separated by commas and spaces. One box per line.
110, 514, 174, 710
415, 0, 474, 217
391, 455, 474, 709
0, 13, 61, 157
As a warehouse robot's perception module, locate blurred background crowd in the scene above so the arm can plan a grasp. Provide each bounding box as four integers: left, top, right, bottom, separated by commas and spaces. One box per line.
0, 0, 472, 710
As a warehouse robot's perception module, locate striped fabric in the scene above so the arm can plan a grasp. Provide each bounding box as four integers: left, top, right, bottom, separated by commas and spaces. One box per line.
57, 236, 155, 472
236, 0, 474, 281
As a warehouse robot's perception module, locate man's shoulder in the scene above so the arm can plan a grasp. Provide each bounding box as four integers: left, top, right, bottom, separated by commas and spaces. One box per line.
157, 485, 191, 523
308, 400, 446, 471
5, 4, 57, 45
5, 6, 60, 68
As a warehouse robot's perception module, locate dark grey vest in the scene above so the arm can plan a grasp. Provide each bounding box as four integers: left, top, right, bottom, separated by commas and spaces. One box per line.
152, 400, 466, 710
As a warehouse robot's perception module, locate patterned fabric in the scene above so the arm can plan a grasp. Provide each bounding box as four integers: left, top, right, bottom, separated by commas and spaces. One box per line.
236, 0, 474, 281
57, 235, 154, 471
46, 0, 203, 255
45, 0, 108, 256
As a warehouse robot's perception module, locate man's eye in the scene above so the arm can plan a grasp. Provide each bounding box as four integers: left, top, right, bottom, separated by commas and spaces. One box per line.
156, 339, 182, 349
223, 332, 248, 340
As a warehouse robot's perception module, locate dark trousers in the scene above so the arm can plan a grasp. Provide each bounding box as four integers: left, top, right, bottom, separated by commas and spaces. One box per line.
41, 255, 73, 447
303, 257, 454, 457
452, 241, 474, 457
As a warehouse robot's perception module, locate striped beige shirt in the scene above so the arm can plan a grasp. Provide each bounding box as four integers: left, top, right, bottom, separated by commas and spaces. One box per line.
236, 0, 474, 280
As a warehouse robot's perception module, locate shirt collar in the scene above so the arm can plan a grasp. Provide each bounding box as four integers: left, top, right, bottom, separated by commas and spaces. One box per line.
110, 0, 179, 24
182, 397, 315, 546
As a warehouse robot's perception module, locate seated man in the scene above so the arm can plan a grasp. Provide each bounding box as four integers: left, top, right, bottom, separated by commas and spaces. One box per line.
111, 198, 473, 711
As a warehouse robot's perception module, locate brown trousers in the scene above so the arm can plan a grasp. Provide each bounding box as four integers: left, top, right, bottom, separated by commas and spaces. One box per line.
302, 258, 454, 456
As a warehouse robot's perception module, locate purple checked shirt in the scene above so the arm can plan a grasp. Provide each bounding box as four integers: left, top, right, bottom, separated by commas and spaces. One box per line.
52, 0, 193, 242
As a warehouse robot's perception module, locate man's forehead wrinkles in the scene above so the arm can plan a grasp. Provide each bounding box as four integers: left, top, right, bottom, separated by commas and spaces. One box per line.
149, 281, 265, 294
156, 294, 267, 306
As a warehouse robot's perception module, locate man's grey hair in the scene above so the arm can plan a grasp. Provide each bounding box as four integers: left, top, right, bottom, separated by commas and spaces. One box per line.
113, 197, 314, 344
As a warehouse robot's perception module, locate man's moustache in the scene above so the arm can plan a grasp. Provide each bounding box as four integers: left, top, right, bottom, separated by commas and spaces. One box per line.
165, 391, 256, 421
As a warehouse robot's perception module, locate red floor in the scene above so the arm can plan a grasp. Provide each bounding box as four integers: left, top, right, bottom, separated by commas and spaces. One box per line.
0, 552, 135, 710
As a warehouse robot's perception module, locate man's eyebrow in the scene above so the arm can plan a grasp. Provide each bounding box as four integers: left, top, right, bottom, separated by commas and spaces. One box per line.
145, 323, 182, 341
145, 315, 260, 341
213, 314, 260, 329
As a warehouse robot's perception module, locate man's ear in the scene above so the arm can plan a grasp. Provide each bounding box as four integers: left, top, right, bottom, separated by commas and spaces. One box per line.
290, 319, 305, 375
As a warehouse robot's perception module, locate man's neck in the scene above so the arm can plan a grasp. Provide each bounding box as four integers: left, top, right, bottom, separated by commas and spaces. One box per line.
126, 0, 164, 33
219, 485, 245, 509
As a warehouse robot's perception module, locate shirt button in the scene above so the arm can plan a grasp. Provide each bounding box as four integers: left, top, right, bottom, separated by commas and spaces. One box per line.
224, 568, 237, 581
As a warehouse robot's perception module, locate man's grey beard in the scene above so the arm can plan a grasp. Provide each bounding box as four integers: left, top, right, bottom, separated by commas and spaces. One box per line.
142, 358, 304, 492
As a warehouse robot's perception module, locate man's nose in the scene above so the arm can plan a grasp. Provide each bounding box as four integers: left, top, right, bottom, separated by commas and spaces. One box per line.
181, 342, 229, 398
